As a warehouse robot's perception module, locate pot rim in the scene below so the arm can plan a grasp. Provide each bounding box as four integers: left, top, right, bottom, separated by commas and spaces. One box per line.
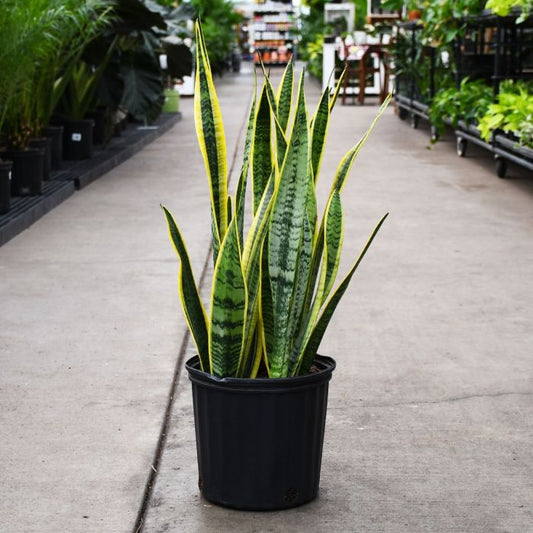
185, 354, 335, 392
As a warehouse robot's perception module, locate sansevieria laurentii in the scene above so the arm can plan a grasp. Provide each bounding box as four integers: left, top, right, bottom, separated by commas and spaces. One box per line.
163, 22, 390, 378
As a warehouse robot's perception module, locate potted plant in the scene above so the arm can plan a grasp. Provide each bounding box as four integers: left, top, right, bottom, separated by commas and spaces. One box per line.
162, 23, 390, 511
485, 0, 533, 22
0, 158, 12, 214
31, 0, 114, 166
0, 0, 55, 196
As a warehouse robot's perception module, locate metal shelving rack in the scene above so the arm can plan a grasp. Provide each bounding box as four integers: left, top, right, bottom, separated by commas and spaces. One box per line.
453, 11, 533, 177
252, 2, 294, 66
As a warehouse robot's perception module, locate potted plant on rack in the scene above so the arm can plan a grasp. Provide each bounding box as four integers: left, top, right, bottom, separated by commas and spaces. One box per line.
55, 45, 118, 161
0, 0, 58, 197
29, 0, 114, 168
161, 22, 390, 511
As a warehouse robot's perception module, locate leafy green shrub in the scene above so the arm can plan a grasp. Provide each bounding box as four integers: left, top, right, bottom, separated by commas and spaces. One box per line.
306, 35, 325, 80
429, 78, 493, 133
0, 0, 113, 149
486, 0, 533, 22
477, 80, 533, 146
163, 24, 389, 378
190, 0, 243, 74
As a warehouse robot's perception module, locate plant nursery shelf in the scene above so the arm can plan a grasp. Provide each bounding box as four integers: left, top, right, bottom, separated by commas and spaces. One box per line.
394, 94, 442, 139
0, 112, 181, 247
455, 121, 533, 178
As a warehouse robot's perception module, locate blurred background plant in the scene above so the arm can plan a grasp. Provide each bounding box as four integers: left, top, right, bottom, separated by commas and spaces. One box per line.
0, 0, 198, 153
477, 80, 533, 146
190, 0, 244, 74
0, 0, 114, 150
428, 78, 494, 133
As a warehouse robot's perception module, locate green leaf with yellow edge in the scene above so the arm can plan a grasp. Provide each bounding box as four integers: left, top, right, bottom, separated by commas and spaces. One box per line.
290, 189, 343, 370
209, 217, 247, 377
331, 94, 392, 193
276, 58, 294, 133
297, 213, 389, 375
267, 73, 310, 378
239, 174, 275, 376
252, 83, 273, 214
311, 85, 331, 184
323, 189, 344, 301
162, 206, 209, 372
235, 84, 257, 243
194, 22, 228, 259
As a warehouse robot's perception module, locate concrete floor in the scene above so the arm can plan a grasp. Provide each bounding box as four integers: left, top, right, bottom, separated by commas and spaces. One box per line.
1, 66, 532, 533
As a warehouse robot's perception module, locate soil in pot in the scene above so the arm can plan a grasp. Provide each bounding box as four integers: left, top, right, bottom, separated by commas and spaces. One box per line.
0, 159, 13, 214
185, 354, 336, 511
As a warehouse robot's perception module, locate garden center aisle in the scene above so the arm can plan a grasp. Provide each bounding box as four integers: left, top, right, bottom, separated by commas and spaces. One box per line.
1, 65, 532, 533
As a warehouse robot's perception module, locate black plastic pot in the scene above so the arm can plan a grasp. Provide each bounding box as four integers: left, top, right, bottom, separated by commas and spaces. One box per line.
29, 137, 52, 180
0, 159, 12, 214
86, 108, 107, 145
185, 354, 335, 511
62, 119, 94, 160
44, 125, 64, 170
4, 148, 44, 196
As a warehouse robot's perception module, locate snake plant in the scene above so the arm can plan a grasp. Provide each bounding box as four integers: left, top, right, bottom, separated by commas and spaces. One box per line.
163, 22, 390, 379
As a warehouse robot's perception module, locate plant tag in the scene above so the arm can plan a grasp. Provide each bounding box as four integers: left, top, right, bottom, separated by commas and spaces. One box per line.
72, 133, 82, 142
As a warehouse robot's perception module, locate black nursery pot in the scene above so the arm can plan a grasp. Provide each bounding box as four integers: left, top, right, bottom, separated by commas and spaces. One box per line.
28, 137, 52, 180
5, 148, 44, 196
62, 119, 94, 160
0, 159, 12, 214
185, 354, 336, 511
85, 108, 107, 145
44, 125, 64, 170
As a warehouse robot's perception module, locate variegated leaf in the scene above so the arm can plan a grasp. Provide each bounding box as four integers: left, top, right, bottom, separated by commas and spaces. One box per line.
331, 94, 392, 193
311, 85, 330, 183
261, 241, 274, 362
252, 83, 273, 214
276, 58, 294, 133
259, 62, 288, 169
267, 73, 310, 378
290, 190, 342, 371
162, 206, 209, 372
330, 66, 347, 111
287, 214, 314, 374
209, 218, 247, 377
297, 213, 389, 374
323, 189, 344, 301
238, 174, 275, 376
235, 85, 257, 243
194, 22, 228, 258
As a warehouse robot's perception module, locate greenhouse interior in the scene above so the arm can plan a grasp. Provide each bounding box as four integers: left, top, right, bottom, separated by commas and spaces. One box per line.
1, 0, 532, 532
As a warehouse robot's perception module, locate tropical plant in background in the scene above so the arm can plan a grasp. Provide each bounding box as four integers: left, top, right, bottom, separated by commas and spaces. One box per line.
305, 34, 326, 80
88, 0, 194, 124
190, 0, 244, 74
30, 0, 114, 137
0, 0, 113, 150
417, 0, 486, 46
163, 22, 390, 379
486, 0, 533, 22
477, 80, 533, 147
0, 0, 41, 150
429, 78, 494, 133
